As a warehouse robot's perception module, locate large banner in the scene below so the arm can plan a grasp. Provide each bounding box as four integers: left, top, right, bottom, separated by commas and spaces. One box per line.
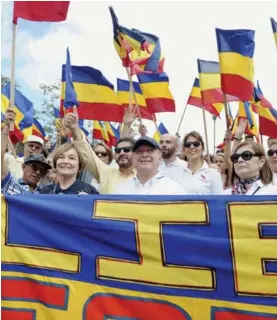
1, 194, 277, 319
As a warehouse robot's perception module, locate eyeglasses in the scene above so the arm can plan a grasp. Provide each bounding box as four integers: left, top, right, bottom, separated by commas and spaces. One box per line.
231, 151, 262, 164
184, 141, 201, 148
267, 149, 277, 157
95, 152, 108, 157
26, 163, 48, 176
115, 147, 132, 154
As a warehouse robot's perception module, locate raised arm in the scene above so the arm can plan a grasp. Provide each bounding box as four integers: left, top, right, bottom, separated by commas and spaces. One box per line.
232, 118, 247, 153
1, 108, 16, 181
120, 105, 136, 139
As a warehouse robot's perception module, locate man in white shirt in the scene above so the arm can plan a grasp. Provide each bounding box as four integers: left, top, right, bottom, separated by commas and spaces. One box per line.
116, 136, 186, 195
159, 134, 187, 181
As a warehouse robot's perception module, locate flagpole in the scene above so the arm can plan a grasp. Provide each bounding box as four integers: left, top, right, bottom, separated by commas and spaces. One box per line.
223, 94, 230, 132
213, 116, 216, 154
176, 103, 189, 137
202, 109, 210, 163
125, 67, 142, 125
152, 114, 160, 136
9, 22, 17, 132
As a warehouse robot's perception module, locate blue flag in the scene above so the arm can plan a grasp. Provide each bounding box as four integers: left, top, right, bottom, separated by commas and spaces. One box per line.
64, 47, 79, 108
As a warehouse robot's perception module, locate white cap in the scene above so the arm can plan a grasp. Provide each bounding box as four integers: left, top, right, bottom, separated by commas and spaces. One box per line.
24, 135, 44, 146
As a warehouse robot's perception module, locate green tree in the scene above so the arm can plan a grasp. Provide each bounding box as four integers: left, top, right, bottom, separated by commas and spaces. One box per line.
1, 74, 20, 89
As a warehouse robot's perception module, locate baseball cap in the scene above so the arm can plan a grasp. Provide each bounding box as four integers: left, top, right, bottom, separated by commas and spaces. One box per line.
24, 154, 52, 170
132, 136, 160, 152
24, 135, 44, 146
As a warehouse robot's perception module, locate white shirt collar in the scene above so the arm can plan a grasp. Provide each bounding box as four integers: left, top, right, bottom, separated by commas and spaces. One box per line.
133, 172, 164, 187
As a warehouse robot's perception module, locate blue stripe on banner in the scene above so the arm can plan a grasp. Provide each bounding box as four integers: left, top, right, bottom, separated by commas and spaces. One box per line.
137, 72, 169, 84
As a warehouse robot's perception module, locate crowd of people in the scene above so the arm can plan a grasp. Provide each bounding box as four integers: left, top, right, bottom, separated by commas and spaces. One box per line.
2, 106, 277, 196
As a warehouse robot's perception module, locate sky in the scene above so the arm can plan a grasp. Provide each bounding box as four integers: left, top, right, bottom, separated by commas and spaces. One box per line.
1, 1, 277, 151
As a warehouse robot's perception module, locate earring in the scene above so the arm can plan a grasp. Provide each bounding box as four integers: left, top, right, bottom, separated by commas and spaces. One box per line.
259, 167, 262, 171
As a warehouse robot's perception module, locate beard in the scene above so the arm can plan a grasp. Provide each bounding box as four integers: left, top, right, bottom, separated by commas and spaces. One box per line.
116, 156, 133, 169
161, 148, 175, 159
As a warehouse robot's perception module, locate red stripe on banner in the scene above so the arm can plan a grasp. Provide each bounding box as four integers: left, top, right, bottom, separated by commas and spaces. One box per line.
2, 278, 67, 308
259, 116, 277, 138
145, 98, 175, 113
2, 309, 34, 320
187, 96, 202, 107
221, 74, 253, 101
202, 88, 224, 105
60, 100, 125, 122
215, 311, 275, 320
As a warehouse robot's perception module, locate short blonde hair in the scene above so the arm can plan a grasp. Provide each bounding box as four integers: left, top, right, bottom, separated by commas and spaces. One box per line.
52, 143, 86, 171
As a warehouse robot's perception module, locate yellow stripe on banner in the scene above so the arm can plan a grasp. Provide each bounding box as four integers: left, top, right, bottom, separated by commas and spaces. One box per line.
139, 82, 174, 99
255, 103, 277, 122
199, 73, 221, 91
118, 91, 147, 107
190, 86, 201, 98
60, 82, 121, 105
218, 52, 254, 81
213, 102, 224, 114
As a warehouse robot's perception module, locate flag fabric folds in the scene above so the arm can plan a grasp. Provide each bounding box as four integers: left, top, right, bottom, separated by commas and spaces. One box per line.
117, 79, 153, 120
60, 65, 124, 122
32, 118, 46, 139
153, 122, 169, 142
93, 121, 110, 144
53, 107, 61, 129
187, 77, 223, 117
1, 83, 34, 140
64, 48, 79, 109
109, 7, 164, 76
104, 122, 120, 146
271, 17, 277, 48
13, 1, 70, 24
238, 101, 259, 141
216, 28, 255, 101
137, 72, 175, 113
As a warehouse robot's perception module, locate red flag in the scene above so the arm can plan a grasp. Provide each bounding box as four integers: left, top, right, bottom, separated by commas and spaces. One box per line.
13, 1, 70, 24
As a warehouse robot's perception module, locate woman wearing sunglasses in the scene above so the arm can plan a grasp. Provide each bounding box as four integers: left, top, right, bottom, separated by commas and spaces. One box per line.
93, 143, 113, 165
267, 139, 277, 185
222, 141, 277, 195
175, 131, 223, 195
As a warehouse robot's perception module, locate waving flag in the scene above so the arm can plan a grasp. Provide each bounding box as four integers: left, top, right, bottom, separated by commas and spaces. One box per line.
1, 83, 34, 140
271, 17, 277, 48
109, 7, 164, 75
137, 72, 175, 113
153, 122, 169, 142
32, 118, 46, 139
60, 66, 124, 122
13, 1, 70, 24
216, 28, 255, 101
93, 121, 110, 144
53, 107, 61, 129
64, 48, 79, 109
104, 122, 120, 146
187, 78, 223, 117
117, 79, 153, 120
238, 101, 259, 141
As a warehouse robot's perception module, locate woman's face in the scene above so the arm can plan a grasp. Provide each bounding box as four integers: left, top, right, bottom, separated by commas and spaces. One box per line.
233, 145, 264, 180
183, 136, 203, 161
56, 148, 79, 178
267, 143, 277, 174
214, 155, 227, 172
94, 145, 110, 165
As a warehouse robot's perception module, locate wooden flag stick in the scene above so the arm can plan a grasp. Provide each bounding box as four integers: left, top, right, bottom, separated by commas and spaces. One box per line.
202, 108, 210, 163
9, 23, 17, 132
8, 136, 17, 158
223, 94, 230, 132
152, 114, 160, 135
176, 103, 189, 137
213, 116, 217, 155
125, 67, 142, 125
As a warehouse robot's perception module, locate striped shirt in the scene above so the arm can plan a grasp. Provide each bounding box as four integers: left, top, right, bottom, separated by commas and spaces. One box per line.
1, 172, 40, 195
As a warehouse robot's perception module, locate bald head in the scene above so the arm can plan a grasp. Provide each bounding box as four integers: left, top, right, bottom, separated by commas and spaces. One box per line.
160, 134, 178, 159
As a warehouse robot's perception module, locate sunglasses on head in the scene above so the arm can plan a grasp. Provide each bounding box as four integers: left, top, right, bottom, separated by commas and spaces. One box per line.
96, 152, 108, 157
26, 163, 48, 175
267, 149, 277, 157
115, 147, 132, 154
231, 150, 262, 164
184, 141, 201, 148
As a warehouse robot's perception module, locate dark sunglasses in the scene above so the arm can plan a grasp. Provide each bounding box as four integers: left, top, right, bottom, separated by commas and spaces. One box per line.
231, 150, 262, 164
184, 141, 201, 148
96, 152, 108, 157
267, 149, 277, 157
115, 147, 132, 154
26, 163, 48, 175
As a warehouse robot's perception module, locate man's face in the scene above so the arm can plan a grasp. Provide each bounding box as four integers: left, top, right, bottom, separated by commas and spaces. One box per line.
114, 142, 133, 169
138, 125, 147, 136
160, 134, 176, 159
22, 162, 48, 187
133, 144, 161, 174
24, 142, 43, 159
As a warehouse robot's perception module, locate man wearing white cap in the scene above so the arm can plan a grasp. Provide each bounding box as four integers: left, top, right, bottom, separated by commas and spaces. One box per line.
4, 132, 44, 179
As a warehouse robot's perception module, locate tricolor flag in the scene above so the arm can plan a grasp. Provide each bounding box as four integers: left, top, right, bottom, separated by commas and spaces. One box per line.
32, 118, 46, 139
117, 79, 153, 120
93, 121, 110, 144
187, 78, 223, 117
216, 28, 255, 101
238, 101, 259, 141
109, 7, 164, 76
270, 17, 277, 49
1, 83, 34, 140
104, 122, 120, 146
53, 107, 61, 129
60, 66, 124, 122
64, 48, 79, 109
153, 122, 169, 143
137, 72, 175, 113
13, 1, 70, 24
